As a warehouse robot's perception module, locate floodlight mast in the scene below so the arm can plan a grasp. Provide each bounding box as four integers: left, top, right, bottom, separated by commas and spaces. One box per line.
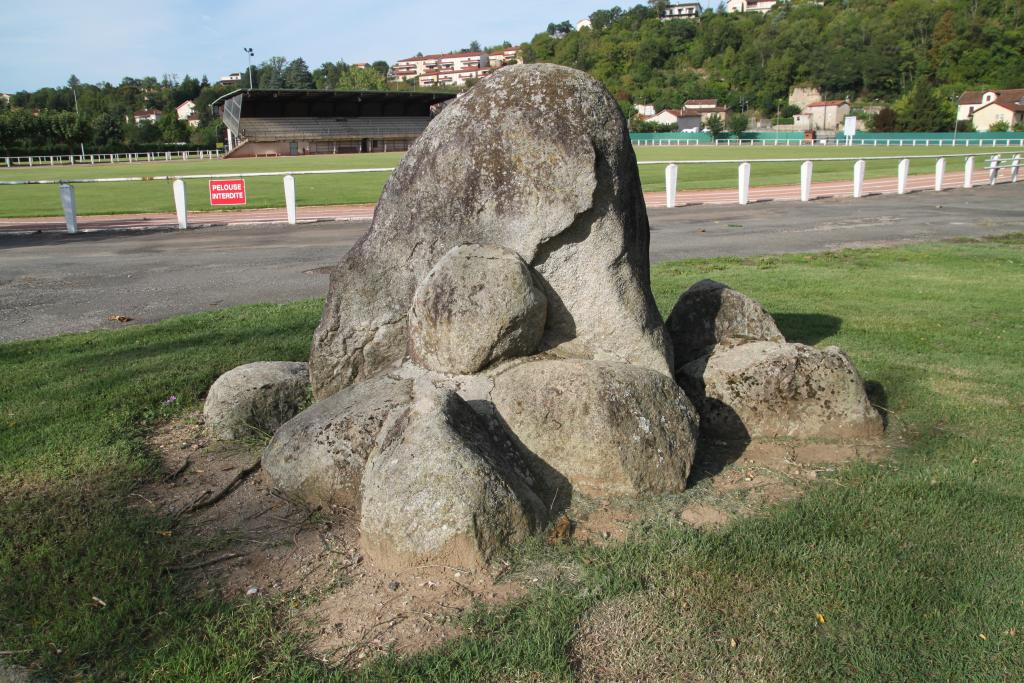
952, 93, 961, 146
244, 48, 255, 90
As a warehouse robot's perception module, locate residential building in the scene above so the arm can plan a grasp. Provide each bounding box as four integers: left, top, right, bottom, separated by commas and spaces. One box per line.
186, 114, 202, 128
175, 100, 196, 121
643, 105, 730, 131
576, 18, 592, 30
634, 103, 656, 117
418, 65, 493, 88
391, 48, 520, 84
684, 98, 720, 110
660, 3, 702, 20
219, 72, 243, 86
962, 88, 1024, 131
353, 63, 369, 69
802, 100, 850, 130
0, 93, 11, 105
727, 0, 779, 12
132, 108, 162, 124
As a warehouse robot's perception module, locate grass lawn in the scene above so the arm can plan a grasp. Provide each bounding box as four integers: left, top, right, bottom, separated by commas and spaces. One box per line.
2, 237, 1024, 680
1, 145, 1020, 218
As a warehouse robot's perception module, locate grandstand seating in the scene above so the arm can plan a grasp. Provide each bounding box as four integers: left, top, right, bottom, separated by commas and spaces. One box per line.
239, 116, 431, 142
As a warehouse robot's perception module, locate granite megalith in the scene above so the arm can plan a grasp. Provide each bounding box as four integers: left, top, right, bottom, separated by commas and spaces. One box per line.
309, 63, 672, 399
359, 382, 546, 570
262, 376, 414, 509
491, 359, 700, 498
678, 341, 884, 440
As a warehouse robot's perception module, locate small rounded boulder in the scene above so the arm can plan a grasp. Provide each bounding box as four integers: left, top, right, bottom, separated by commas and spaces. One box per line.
203, 361, 310, 440
407, 244, 547, 375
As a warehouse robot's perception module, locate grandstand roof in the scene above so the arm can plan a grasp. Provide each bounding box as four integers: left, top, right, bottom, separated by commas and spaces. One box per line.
211, 89, 457, 120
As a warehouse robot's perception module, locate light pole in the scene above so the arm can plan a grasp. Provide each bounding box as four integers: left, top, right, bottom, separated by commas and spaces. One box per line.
951, 93, 961, 146
70, 86, 85, 156
243, 47, 255, 89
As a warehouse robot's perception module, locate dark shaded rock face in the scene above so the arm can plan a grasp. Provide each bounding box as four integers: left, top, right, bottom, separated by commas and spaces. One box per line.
665, 279, 784, 370
310, 63, 671, 399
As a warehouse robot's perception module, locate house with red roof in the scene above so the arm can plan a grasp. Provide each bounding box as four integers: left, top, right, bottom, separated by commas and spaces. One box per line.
958, 89, 1024, 131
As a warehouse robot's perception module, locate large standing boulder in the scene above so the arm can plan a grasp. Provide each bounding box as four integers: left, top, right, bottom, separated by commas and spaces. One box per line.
262, 376, 413, 509
665, 279, 784, 369
490, 359, 699, 499
408, 244, 547, 374
360, 382, 546, 570
678, 341, 883, 440
309, 63, 672, 399
203, 361, 309, 440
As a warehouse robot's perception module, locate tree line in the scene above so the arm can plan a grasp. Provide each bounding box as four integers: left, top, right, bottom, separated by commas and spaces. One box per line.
0, 57, 409, 155
522, 0, 1024, 131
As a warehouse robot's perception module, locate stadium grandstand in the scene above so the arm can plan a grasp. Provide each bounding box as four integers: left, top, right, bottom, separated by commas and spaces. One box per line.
212, 89, 457, 158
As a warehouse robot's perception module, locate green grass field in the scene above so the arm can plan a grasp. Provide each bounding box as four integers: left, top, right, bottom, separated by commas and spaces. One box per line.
1, 144, 1019, 218
3, 237, 1023, 680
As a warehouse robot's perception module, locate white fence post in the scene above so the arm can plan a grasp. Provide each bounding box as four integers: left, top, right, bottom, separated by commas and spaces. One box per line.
172, 179, 188, 229
988, 155, 1001, 185
664, 163, 678, 208
284, 174, 297, 224
853, 160, 865, 198
800, 160, 812, 201
1012, 154, 1021, 183
964, 157, 974, 188
897, 158, 910, 194
59, 183, 78, 234
934, 158, 945, 192
738, 162, 751, 205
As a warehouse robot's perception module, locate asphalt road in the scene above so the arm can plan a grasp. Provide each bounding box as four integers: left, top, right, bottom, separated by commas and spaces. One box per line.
1, 183, 1020, 342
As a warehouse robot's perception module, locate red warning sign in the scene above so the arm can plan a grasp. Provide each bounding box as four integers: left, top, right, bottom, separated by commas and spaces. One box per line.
209, 179, 246, 205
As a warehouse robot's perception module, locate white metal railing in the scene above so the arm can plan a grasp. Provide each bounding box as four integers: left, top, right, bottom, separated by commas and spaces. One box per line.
0, 167, 396, 233
649, 152, 1020, 207
1, 149, 223, 168
632, 137, 1024, 148
1, 152, 1020, 233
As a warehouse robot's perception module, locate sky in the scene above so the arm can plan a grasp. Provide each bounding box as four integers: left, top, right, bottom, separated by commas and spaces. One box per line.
1, 0, 716, 92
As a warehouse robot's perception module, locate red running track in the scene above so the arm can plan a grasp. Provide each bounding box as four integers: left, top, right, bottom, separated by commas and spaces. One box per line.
0, 170, 1016, 234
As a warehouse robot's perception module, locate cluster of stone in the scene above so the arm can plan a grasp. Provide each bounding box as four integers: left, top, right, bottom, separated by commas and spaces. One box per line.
202, 64, 881, 571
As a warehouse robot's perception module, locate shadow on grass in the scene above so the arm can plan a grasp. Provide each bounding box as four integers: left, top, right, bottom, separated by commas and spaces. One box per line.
773, 312, 842, 345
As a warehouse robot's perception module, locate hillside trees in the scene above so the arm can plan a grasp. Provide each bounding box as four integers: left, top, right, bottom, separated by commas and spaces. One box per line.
521, 0, 1024, 117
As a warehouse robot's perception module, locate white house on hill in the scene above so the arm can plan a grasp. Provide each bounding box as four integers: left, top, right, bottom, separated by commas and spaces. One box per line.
175, 100, 196, 121
798, 100, 850, 130
132, 108, 162, 124
727, 0, 779, 13
660, 3, 702, 20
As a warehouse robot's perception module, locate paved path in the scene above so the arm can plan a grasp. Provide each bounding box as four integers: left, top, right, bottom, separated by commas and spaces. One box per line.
0, 170, 1011, 234
1, 183, 1020, 342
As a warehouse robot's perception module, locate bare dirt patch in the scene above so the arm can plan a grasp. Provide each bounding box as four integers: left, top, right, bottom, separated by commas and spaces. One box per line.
138, 414, 886, 670
139, 412, 524, 666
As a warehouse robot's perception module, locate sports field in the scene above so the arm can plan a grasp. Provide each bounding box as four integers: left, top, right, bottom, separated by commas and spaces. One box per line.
0, 145, 1019, 218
